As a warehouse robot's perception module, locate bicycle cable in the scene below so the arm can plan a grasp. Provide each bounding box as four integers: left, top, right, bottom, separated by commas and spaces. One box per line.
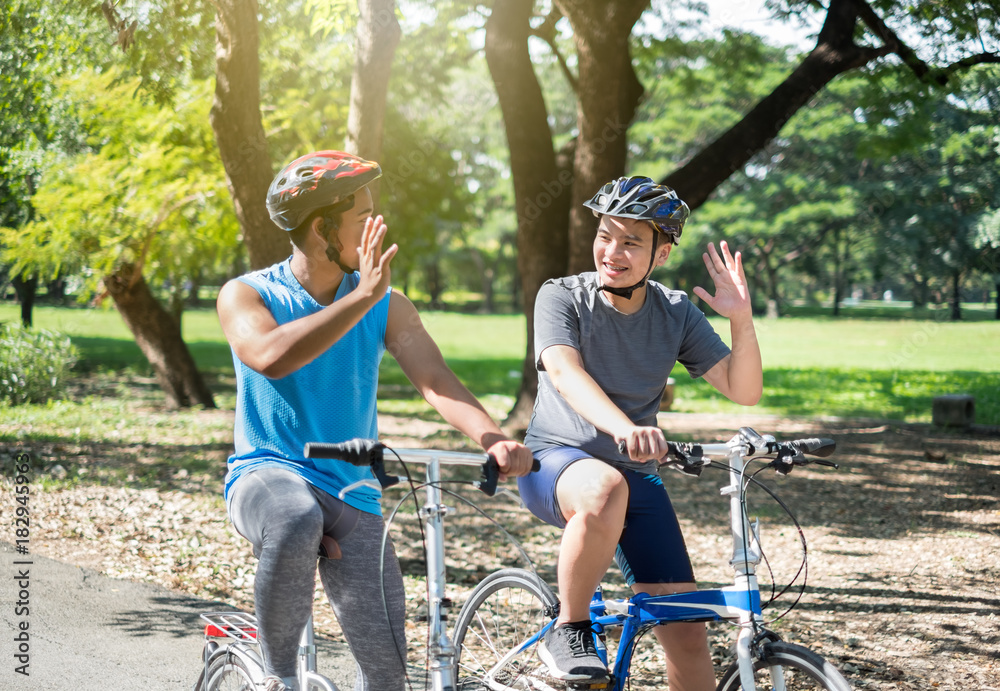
741, 459, 809, 623
698, 459, 809, 626
376, 449, 424, 691
376, 459, 544, 691
435, 482, 546, 580
746, 464, 781, 609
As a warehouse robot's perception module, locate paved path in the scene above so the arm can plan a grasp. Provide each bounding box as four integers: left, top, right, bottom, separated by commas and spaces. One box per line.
0, 542, 357, 690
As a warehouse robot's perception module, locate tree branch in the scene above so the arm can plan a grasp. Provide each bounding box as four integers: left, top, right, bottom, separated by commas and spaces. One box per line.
131, 193, 203, 289
528, 6, 578, 93
940, 51, 1000, 78
852, 0, 946, 84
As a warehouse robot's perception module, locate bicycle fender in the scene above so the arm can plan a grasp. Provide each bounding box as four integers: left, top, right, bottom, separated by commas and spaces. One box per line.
201, 644, 267, 687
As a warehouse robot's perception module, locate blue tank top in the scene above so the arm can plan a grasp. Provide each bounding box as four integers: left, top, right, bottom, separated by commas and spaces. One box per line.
224, 258, 392, 516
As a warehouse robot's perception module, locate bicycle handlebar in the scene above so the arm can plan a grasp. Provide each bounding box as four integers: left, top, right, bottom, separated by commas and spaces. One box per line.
305, 439, 386, 467
303, 439, 540, 497
617, 428, 838, 476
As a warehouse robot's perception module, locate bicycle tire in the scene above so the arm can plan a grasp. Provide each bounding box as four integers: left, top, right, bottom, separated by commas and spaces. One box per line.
716, 641, 851, 691
452, 568, 559, 691
202, 652, 261, 691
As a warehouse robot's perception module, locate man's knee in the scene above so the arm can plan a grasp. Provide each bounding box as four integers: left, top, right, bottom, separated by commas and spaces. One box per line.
558, 461, 628, 520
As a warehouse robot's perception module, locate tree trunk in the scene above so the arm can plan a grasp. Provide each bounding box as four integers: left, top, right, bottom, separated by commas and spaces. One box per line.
832, 227, 842, 316
47, 276, 67, 305
557, 0, 648, 274
425, 257, 444, 310
210, 0, 287, 270
486, 0, 572, 431
950, 270, 962, 321
467, 248, 496, 314
103, 264, 216, 409
11, 272, 37, 328
757, 243, 782, 317
912, 274, 929, 309
662, 0, 884, 210
345, 0, 401, 213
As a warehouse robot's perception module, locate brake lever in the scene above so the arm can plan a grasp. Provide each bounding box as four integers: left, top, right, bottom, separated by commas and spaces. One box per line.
490, 487, 527, 509
337, 478, 383, 500
666, 460, 705, 477
770, 448, 798, 476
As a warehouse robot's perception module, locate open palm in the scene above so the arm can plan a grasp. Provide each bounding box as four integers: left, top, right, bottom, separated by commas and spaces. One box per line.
692, 241, 752, 319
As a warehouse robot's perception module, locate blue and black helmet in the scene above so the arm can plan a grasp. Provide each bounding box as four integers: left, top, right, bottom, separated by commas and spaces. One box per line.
583, 176, 690, 245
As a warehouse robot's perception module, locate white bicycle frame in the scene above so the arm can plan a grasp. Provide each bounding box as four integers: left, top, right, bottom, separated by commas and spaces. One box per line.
200, 447, 493, 691
700, 435, 777, 690
339, 447, 496, 691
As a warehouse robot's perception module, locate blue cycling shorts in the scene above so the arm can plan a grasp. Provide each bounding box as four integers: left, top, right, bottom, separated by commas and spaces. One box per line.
518, 446, 695, 586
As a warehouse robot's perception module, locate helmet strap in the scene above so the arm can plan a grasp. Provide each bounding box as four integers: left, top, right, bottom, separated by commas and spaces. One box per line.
597, 230, 660, 300
324, 242, 355, 274
316, 205, 355, 273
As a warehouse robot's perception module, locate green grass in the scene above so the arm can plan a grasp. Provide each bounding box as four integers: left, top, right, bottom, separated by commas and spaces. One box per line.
2, 303, 998, 425
741, 315, 998, 371
378, 312, 525, 397
0, 304, 234, 374
670, 367, 1000, 426
781, 300, 997, 322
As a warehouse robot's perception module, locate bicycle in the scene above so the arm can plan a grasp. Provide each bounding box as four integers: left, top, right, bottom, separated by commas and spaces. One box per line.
451, 427, 853, 691
194, 439, 531, 691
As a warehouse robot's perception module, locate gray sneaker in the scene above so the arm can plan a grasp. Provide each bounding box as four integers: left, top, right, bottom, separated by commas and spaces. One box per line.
537, 623, 609, 683
259, 677, 293, 691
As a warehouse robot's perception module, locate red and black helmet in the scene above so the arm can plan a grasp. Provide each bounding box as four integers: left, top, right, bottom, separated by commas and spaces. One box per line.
266, 151, 382, 231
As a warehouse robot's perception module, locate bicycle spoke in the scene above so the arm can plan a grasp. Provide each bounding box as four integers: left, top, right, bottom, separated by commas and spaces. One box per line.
453, 570, 559, 691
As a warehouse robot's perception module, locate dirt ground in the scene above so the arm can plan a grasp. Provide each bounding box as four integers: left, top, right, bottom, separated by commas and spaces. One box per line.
3, 408, 998, 689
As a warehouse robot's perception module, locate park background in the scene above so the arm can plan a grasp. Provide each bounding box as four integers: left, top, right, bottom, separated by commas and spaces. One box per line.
2, 1, 999, 689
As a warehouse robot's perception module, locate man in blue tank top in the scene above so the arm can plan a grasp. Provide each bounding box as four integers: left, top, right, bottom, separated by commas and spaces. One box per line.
216, 151, 533, 691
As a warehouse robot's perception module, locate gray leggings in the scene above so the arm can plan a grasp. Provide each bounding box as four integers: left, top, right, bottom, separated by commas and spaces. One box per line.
228, 466, 407, 690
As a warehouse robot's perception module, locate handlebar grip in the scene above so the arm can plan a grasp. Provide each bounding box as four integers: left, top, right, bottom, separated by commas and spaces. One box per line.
480, 454, 500, 497
479, 456, 541, 497
617, 439, 688, 459
790, 438, 837, 458
303, 439, 384, 466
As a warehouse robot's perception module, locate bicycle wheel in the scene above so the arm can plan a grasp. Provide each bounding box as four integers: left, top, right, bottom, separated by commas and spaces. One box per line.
452, 568, 560, 691
202, 652, 260, 691
716, 641, 851, 691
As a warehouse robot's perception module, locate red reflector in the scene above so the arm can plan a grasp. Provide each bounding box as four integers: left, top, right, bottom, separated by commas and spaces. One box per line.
204, 624, 258, 639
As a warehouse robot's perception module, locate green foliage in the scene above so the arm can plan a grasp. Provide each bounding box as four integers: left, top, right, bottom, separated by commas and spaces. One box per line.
648, 47, 1000, 312
302, 0, 359, 39
630, 30, 793, 178
257, 3, 354, 162
0, 324, 78, 405
0, 0, 98, 229
1, 69, 240, 298
93, 0, 217, 104
862, 68, 1000, 306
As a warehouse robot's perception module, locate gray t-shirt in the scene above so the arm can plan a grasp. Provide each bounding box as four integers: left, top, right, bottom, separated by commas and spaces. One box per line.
525, 272, 731, 472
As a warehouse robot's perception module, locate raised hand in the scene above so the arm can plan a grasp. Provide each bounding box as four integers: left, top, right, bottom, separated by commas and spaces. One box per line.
357, 214, 398, 299
692, 241, 752, 320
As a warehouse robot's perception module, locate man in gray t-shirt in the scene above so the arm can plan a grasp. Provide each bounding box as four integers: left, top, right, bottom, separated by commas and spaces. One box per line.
519, 176, 763, 690
525, 271, 731, 471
